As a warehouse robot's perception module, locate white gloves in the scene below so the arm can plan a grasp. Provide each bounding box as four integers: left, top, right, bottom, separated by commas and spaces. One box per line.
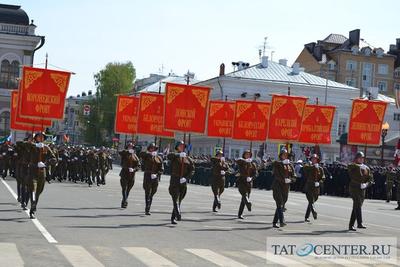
180, 177, 187, 184
360, 164, 368, 170
284, 178, 291, 184
360, 183, 368, 189
180, 152, 187, 158
8, 148, 13, 151
37, 162, 46, 168
151, 151, 158, 157
58, 158, 62, 161
220, 170, 226, 176
74, 157, 78, 160
2, 152, 5, 155
128, 168, 134, 173
14, 153, 18, 156
246, 177, 252, 182
245, 158, 252, 163
314, 163, 319, 168
283, 159, 290, 165
128, 149, 134, 154
221, 157, 225, 162
314, 182, 320, 187
151, 174, 158, 179
35, 143, 44, 148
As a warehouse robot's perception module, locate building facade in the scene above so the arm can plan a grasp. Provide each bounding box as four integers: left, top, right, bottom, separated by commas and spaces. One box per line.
295, 29, 400, 97
0, 4, 44, 139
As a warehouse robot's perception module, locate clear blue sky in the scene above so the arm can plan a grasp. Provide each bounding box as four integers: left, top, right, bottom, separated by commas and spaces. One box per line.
3, 0, 399, 96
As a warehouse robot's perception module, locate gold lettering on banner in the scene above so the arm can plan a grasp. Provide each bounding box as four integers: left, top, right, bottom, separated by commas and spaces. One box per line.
372, 103, 386, 121
321, 108, 334, 122
27, 93, 60, 104
236, 102, 252, 118
352, 102, 368, 119
141, 95, 157, 111
272, 97, 287, 114
119, 98, 133, 112
167, 86, 184, 104
191, 88, 208, 108
12, 93, 18, 108
50, 73, 68, 93
257, 104, 270, 118
302, 107, 315, 121
209, 103, 224, 117
292, 99, 305, 117
24, 70, 43, 89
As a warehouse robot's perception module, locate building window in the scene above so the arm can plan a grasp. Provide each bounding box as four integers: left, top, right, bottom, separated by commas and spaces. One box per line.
346, 60, 357, 71
377, 81, 387, 92
0, 111, 10, 137
0, 60, 20, 89
394, 113, 400, 121
327, 61, 335, 70
346, 78, 356, 87
395, 83, 400, 91
395, 68, 400, 78
378, 64, 388, 75
338, 118, 347, 136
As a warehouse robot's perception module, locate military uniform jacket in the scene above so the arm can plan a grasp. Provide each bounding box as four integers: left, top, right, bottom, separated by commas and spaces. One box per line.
119, 150, 140, 177
167, 153, 195, 181
303, 164, 325, 194
386, 171, 397, 186
347, 163, 374, 193
139, 151, 163, 175
210, 157, 229, 180
272, 161, 296, 192
29, 143, 56, 175
236, 158, 257, 183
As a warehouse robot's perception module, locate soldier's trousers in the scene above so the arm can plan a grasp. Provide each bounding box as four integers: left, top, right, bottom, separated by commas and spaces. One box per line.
386, 184, 393, 201
237, 180, 252, 216
305, 191, 318, 219
88, 168, 97, 185
349, 189, 365, 227
396, 186, 400, 206
29, 168, 46, 212
169, 178, 187, 219
211, 178, 225, 210
272, 187, 288, 223
143, 172, 159, 212
120, 174, 135, 204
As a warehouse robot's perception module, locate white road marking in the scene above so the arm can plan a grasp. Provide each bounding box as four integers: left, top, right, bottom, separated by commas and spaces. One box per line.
123, 247, 178, 267
0, 243, 24, 267
1, 179, 58, 243
57, 245, 104, 267
260, 251, 312, 266
186, 248, 247, 267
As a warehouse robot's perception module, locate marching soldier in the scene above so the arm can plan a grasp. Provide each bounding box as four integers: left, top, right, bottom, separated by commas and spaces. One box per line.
303, 154, 325, 222
87, 148, 98, 187
139, 143, 163, 215
98, 147, 109, 185
119, 142, 140, 208
271, 149, 296, 228
210, 150, 230, 212
167, 141, 195, 224
347, 151, 374, 231
385, 164, 396, 202
236, 150, 257, 219
395, 171, 400, 210
28, 132, 56, 219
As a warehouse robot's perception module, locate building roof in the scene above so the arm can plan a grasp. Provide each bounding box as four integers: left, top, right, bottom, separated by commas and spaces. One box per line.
322, 34, 348, 44
0, 4, 29, 25
138, 75, 199, 93
220, 60, 357, 90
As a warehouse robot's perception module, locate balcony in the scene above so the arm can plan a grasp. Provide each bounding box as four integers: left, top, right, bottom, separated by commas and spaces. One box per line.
0, 23, 35, 35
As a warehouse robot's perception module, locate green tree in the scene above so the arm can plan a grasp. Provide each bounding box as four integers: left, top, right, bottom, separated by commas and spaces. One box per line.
81, 61, 135, 146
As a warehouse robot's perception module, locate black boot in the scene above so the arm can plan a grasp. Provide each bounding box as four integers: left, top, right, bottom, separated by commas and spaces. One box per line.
238, 201, 245, 219
217, 195, 221, 209
395, 204, 400, 210
212, 197, 218, 212
173, 202, 181, 221
311, 204, 317, 220
171, 208, 177, 225
145, 198, 151, 215
348, 209, 356, 231
272, 208, 280, 228
146, 198, 152, 215
305, 204, 311, 222
243, 196, 252, 212
278, 207, 286, 227
356, 207, 366, 228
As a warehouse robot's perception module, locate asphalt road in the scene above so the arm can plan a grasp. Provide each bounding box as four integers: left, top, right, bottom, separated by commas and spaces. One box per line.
0, 166, 399, 267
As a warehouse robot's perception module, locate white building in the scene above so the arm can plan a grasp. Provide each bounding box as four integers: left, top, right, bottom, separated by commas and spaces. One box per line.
189, 57, 399, 163
0, 4, 44, 139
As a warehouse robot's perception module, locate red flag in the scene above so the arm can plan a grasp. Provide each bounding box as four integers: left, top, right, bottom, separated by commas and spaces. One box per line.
137, 93, 174, 138
164, 82, 210, 133
18, 66, 71, 120
267, 94, 307, 142
207, 100, 235, 138
232, 100, 270, 141
10, 90, 44, 132
114, 95, 139, 135
348, 99, 388, 145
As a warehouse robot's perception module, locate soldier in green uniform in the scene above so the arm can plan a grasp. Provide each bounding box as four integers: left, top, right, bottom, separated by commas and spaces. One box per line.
119, 142, 140, 208
303, 154, 325, 222
139, 143, 163, 215
210, 150, 229, 212
347, 151, 374, 231
385, 164, 396, 202
236, 150, 257, 219
14, 141, 24, 203
395, 171, 400, 210
28, 132, 56, 219
167, 141, 195, 225
271, 149, 296, 228
98, 147, 109, 185
87, 148, 98, 187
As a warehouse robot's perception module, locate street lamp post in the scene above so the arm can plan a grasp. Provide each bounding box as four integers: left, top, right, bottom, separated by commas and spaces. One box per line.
381, 122, 390, 166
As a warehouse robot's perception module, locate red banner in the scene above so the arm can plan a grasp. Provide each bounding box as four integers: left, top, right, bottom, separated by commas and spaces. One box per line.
207, 100, 235, 138
298, 105, 336, 144
10, 90, 44, 132
137, 93, 174, 138
232, 100, 270, 141
114, 95, 139, 135
18, 66, 71, 120
164, 82, 210, 133
348, 99, 388, 145
268, 95, 307, 142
